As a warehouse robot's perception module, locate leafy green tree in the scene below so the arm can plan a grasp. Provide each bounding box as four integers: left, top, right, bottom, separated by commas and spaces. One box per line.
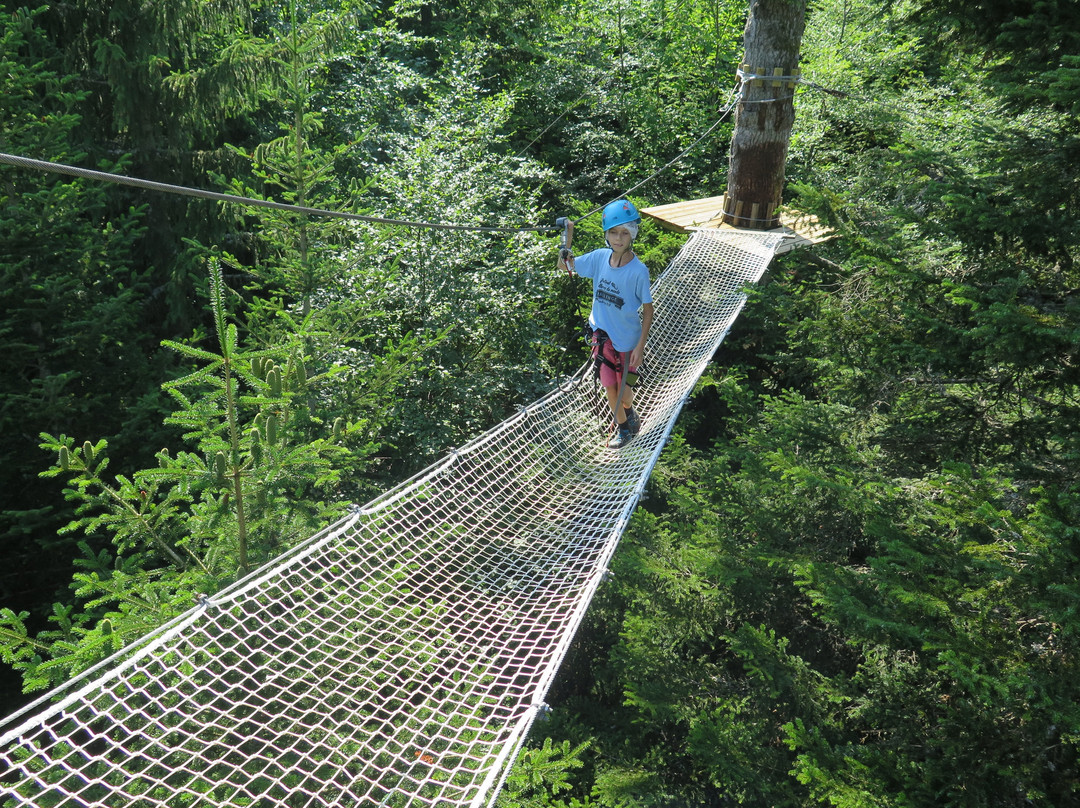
498, 737, 591, 808
0, 7, 163, 706
785, 464, 1080, 807
25, 0, 268, 332
354, 54, 560, 471
195, 0, 445, 494
211, 0, 357, 319
501, 0, 745, 203
0, 259, 367, 693
552, 358, 1078, 805
522, 1, 1080, 803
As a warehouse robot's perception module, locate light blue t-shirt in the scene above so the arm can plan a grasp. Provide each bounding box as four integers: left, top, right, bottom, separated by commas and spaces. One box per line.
575, 248, 653, 352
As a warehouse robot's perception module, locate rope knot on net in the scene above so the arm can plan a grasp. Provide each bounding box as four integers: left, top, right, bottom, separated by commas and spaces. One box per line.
0, 227, 783, 808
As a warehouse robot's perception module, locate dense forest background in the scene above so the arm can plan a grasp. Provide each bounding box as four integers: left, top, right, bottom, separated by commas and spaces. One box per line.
1, 0, 1078, 805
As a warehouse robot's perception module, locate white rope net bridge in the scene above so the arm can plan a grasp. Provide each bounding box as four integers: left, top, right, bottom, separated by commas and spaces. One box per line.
0, 227, 784, 808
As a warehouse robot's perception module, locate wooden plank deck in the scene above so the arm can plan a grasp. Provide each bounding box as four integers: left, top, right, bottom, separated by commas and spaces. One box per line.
640, 194, 835, 254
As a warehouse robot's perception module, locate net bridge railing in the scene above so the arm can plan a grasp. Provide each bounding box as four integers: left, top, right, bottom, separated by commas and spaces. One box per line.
0, 227, 784, 808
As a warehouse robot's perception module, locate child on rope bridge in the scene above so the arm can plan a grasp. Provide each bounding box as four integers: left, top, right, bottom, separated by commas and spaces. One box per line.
557, 199, 654, 449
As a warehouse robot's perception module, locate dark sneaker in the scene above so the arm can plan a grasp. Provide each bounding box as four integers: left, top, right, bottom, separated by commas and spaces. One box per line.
623, 407, 640, 436
608, 425, 633, 449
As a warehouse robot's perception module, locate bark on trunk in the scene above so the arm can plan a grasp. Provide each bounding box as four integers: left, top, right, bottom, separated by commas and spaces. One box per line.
722, 0, 807, 230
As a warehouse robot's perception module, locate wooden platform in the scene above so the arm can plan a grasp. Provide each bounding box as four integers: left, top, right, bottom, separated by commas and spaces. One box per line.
640, 194, 835, 254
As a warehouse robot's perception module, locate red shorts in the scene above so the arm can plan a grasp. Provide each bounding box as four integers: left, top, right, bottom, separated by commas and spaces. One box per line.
592, 333, 637, 389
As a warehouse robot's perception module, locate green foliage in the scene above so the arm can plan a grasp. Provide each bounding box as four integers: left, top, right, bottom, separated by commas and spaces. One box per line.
211, 0, 363, 316
906, 0, 1080, 105
46, 0, 256, 144
351, 54, 561, 470
4, 1, 1080, 807
556, 364, 1078, 803
0, 259, 364, 692
34, 0, 271, 333
530, 0, 1080, 802
782, 466, 1080, 806
499, 737, 591, 808
0, 7, 167, 688
193, 0, 437, 494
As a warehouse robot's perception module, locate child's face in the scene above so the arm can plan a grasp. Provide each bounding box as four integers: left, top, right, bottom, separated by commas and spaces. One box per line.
606, 226, 633, 250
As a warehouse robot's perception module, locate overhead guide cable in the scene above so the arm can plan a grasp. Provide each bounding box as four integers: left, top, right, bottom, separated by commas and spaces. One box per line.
0, 152, 557, 234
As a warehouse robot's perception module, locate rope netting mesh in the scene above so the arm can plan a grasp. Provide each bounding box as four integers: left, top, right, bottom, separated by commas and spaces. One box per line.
0, 227, 783, 808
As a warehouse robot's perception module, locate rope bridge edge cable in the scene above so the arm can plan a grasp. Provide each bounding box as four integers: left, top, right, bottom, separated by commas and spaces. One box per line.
476, 290, 761, 808
0, 227, 785, 808
0, 510, 366, 746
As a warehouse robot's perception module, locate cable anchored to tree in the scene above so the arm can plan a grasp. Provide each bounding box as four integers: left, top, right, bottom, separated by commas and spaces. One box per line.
572, 85, 742, 226
0, 152, 558, 235
4, 79, 744, 238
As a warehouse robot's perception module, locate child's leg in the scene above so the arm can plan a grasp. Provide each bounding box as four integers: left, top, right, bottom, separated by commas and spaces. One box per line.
605, 384, 627, 424
617, 367, 640, 437
598, 341, 630, 425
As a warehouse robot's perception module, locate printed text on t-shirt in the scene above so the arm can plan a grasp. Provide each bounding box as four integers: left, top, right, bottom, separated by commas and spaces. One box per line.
597, 279, 625, 309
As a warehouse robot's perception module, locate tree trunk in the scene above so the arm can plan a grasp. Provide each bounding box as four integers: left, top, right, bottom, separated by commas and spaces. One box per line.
722, 0, 807, 230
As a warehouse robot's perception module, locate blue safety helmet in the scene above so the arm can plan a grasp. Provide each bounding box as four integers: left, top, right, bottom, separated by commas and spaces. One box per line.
602, 199, 641, 232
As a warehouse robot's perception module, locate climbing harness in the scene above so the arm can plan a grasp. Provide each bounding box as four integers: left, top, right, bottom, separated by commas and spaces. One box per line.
588, 327, 628, 383
587, 326, 642, 439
